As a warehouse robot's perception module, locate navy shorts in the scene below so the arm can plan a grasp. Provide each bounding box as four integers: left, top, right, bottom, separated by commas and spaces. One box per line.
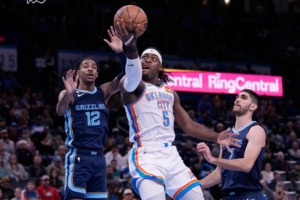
64, 149, 108, 200
222, 190, 266, 200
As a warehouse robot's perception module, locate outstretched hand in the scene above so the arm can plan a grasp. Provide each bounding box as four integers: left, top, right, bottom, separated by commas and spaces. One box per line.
217, 128, 240, 153
196, 142, 214, 163
114, 19, 139, 46
103, 26, 123, 53
62, 69, 79, 95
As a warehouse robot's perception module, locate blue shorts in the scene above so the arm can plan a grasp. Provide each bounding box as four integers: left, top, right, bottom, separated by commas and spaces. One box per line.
64, 149, 108, 200
222, 190, 266, 200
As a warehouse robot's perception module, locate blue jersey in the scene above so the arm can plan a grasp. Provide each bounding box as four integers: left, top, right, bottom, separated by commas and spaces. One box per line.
64, 87, 109, 151
221, 121, 265, 193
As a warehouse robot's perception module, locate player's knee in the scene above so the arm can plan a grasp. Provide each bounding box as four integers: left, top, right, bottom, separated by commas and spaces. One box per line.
180, 186, 204, 200
138, 179, 165, 200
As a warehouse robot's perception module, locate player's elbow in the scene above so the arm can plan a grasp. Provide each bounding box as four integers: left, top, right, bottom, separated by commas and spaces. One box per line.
123, 79, 139, 92
56, 110, 64, 116
242, 164, 253, 173
56, 107, 65, 116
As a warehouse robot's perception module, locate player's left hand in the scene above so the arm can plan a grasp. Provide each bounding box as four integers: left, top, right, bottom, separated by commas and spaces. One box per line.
217, 128, 240, 153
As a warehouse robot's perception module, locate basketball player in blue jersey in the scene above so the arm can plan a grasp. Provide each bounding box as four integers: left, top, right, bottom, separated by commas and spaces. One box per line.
114, 19, 240, 200
197, 89, 266, 200
56, 26, 126, 200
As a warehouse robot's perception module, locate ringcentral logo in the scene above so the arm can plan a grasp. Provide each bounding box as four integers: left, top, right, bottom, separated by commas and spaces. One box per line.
26, 0, 46, 4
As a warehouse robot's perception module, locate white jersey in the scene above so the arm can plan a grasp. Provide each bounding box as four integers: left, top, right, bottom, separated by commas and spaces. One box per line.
124, 82, 175, 146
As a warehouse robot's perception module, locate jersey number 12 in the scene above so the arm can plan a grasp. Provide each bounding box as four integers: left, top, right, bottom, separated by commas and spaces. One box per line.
85, 111, 100, 126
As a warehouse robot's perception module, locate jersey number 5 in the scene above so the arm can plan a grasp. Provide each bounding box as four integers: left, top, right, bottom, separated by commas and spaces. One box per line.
85, 111, 100, 126
163, 111, 170, 126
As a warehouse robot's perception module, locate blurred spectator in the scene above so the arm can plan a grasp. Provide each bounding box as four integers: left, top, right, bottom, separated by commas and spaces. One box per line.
11, 187, 22, 200
286, 132, 299, 150
19, 127, 36, 154
8, 122, 20, 143
0, 176, 14, 199
106, 165, 121, 200
268, 170, 281, 191
55, 144, 67, 164
30, 116, 45, 135
49, 168, 63, 192
35, 132, 55, 166
105, 145, 125, 171
263, 148, 276, 167
36, 175, 61, 200
7, 154, 28, 188
27, 154, 47, 183
0, 154, 9, 179
261, 162, 274, 184
21, 179, 39, 200
273, 181, 288, 200
0, 129, 15, 155
110, 159, 122, 178
272, 151, 289, 172
53, 135, 64, 151
187, 109, 198, 122
0, 142, 11, 166
122, 188, 138, 200
288, 161, 300, 192
288, 141, 300, 160
41, 108, 54, 128
15, 139, 34, 168
46, 155, 64, 179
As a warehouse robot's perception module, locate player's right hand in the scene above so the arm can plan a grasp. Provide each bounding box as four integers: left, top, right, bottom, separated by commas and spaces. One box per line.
62, 69, 79, 95
196, 142, 215, 163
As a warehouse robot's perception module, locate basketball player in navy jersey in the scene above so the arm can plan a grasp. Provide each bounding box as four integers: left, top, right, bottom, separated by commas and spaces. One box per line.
197, 89, 266, 200
56, 26, 125, 200
114, 20, 240, 200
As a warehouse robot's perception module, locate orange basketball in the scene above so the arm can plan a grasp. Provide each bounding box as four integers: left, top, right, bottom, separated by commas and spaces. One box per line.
113, 5, 148, 37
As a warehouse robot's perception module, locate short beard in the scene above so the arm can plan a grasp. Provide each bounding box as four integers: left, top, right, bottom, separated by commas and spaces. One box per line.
233, 105, 250, 116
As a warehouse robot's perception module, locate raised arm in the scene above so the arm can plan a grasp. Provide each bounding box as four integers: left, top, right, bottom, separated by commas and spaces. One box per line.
197, 125, 266, 172
56, 70, 78, 116
101, 26, 126, 103
114, 19, 144, 104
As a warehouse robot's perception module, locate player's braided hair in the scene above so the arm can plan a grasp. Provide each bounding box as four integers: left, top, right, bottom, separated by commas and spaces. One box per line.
159, 69, 173, 83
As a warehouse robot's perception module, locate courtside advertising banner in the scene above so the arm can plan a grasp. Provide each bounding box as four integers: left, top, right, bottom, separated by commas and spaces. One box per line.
165, 69, 283, 97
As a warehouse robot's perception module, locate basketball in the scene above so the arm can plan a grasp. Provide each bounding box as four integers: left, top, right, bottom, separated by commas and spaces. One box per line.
113, 5, 148, 37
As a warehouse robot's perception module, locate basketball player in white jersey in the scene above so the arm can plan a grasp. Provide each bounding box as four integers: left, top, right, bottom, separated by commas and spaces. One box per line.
114, 20, 239, 200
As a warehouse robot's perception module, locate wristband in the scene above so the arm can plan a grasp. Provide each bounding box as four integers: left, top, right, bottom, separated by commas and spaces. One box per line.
124, 35, 134, 46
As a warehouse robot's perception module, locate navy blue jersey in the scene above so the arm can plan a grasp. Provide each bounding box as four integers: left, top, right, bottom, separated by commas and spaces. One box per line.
221, 121, 265, 193
64, 87, 109, 151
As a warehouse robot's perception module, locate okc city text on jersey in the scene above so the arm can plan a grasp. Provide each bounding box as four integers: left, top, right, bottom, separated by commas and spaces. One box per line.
145, 91, 173, 102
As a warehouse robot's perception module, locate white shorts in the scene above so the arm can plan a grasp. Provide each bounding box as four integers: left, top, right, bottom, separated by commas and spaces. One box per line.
128, 142, 201, 199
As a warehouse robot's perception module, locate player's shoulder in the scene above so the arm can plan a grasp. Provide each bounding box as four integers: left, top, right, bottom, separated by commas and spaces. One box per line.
251, 123, 266, 132
248, 124, 266, 136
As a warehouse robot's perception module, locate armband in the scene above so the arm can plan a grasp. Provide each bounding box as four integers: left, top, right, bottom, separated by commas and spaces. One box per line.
123, 57, 142, 92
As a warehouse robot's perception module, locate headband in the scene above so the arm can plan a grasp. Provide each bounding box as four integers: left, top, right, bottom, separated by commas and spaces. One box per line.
141, 48, 162, 64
